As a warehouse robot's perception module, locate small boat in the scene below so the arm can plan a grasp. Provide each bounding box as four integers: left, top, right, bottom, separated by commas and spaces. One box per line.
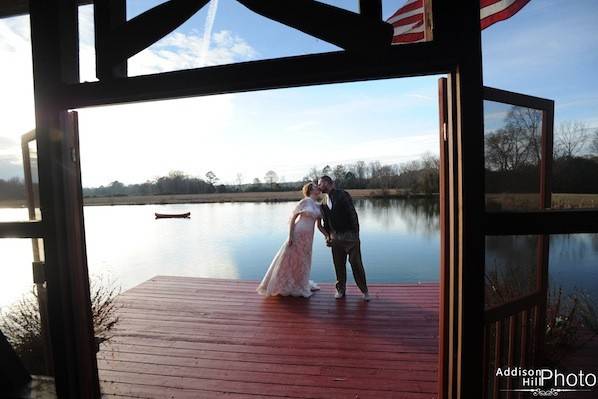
155, 212, 191, 219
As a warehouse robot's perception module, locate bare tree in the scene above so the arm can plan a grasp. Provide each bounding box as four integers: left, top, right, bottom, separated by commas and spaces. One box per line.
354, 161, 367, 180
485, 126, 532, 171
555, 121, 588, 159
505, 105, 542, 165
332, 164, 346, 182
306, 167, 320, 182
264, 170, 278, 190
205, 171, 219, 185
591, 129, 598, 156
235, 173, 243, 189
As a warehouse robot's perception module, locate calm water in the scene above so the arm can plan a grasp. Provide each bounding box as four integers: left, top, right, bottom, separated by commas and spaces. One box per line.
1, 198, 597, 308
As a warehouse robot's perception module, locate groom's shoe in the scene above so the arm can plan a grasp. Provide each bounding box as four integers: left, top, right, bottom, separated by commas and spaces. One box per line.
334, 290, 345, 299
362, 292, 371, 302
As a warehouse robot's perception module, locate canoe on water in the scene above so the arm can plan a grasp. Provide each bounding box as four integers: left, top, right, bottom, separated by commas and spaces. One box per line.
155, 212, 191, 219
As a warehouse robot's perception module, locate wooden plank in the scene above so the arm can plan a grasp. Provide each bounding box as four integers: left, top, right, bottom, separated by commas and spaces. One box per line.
484, 209, 598, 235
98, 278, 439, 398
0, 221, 45, 238
61, 45, 455, 109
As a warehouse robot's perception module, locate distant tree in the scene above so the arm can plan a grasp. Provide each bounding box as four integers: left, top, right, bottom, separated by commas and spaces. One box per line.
332, 164, 346, 183
235, 173, 243, 190
109, 180, 126, 196
264, 170, 278, 190
591, 129, 598, 157
205, 171, 219, 186
306, 167, 320, 182
505, 105, 542, 165
354, 161, 367, 180
555, 121, 588, 159
485, 126, 531, 171
321, 165, 332, 176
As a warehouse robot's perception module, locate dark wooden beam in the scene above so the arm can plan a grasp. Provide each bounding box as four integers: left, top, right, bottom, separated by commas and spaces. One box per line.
485, 210, 598, 235
30, 0, 100, 397
483, 86, 554, 110
0, 221, 45, 238
237, 0, 393, 51
94, 0, 127, 79
451, 0, 485, 397
0, 0, 92, 18
0, 330, 31, 394
61, 44, 454, 109
359, 0, 382, 20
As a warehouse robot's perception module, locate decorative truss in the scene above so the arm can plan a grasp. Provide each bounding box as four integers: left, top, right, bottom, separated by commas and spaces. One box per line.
94, 0, 394, 79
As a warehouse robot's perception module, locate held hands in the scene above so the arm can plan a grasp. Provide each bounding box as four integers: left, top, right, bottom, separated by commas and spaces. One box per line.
325, 234, 332, 247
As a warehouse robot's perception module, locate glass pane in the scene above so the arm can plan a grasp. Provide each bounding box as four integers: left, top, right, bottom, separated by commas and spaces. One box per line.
0, 13, 40, 222
552, 122, 598, 209
0, 238, 56, 395
484, 100, 543, 211
546, 234, 598, 369
485, 235, 539, 309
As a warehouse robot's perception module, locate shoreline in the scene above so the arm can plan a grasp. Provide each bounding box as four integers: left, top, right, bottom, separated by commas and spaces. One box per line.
0, 189, 436, 208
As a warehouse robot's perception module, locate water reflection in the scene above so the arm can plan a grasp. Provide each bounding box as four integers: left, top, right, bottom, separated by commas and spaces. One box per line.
1, 199, 597, 308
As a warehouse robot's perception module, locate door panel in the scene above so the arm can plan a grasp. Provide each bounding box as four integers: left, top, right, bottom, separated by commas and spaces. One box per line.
481, 89, 554, 399
58, 111, 100, 397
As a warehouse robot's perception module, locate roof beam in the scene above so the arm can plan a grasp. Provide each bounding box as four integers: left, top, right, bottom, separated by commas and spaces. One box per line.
0, 0, 92, 18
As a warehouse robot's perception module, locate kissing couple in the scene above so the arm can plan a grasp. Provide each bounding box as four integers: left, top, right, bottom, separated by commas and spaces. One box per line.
257, 175, 370, 301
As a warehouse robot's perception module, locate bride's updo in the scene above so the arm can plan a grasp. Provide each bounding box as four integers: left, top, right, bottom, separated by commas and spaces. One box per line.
302, 182, 315, 198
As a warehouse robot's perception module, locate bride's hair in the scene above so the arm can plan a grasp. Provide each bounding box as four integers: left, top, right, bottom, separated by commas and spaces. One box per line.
302, 182, 315, 198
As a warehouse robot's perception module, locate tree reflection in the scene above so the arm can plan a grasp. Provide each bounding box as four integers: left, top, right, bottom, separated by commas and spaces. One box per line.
356, 197, 439, 238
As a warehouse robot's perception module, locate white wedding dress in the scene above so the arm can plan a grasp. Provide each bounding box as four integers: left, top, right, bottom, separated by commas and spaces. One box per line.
257, 197, 321, 297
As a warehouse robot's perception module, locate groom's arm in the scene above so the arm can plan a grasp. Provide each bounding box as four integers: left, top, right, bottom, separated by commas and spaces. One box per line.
343, 191, 360, 234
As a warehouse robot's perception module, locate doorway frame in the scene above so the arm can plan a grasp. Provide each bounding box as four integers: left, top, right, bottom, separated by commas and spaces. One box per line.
0, 1, 489, 398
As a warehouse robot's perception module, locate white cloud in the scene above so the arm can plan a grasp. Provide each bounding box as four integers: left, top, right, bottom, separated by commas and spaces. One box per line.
0, 6, 258, 182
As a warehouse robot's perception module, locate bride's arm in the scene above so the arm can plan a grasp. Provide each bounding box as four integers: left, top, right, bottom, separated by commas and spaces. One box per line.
317, 217, 329, 241
288, 213, 300, 246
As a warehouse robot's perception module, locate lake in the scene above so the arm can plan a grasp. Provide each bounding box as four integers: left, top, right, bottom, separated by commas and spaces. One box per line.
1, 198, 597, 309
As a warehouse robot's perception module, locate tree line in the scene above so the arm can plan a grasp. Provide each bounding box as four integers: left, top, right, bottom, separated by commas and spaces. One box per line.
485, 106, 598, 193
79, 156, 441, 198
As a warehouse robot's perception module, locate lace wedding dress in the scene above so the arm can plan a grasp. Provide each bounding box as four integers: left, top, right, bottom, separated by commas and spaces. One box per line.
257, 197, 321, 297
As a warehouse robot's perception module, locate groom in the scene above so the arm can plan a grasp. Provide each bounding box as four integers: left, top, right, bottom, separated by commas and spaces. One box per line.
318, 176, 370, 301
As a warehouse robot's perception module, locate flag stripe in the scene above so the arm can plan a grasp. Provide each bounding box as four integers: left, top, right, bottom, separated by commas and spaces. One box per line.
388, 0, 531, 44
392, 32, 425, 44
388, 7, 424, 24
480, 0, 531, 29
392, 13, 424, 27
388, 0, 423, 21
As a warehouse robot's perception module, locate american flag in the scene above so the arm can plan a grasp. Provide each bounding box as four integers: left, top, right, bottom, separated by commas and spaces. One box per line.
387, 0, 532, 44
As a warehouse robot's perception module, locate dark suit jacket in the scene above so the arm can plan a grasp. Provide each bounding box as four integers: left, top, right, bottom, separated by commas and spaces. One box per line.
321, 189, 360, 236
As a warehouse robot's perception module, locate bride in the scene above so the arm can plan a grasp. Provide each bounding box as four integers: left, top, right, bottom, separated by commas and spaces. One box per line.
257, 182, 329, 297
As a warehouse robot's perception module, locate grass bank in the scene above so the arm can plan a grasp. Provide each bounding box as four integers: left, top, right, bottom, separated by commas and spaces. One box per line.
81, 189, 421, 206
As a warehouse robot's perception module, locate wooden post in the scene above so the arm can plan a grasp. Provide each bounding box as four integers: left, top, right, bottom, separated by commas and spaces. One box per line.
29, 0, 100, 397
359, 0, 382, 20
438, 77, 450, 399
449, 0, 485, 397
424, 0, 434, 41
21, 131, 54, 377
94, 0, 127, 79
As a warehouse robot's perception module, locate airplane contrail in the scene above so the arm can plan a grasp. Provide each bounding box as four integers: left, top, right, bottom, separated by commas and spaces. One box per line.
200, 0, 219, 66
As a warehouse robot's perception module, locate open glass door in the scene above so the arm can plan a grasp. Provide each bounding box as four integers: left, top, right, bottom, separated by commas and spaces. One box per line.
55, 110, 100, 397
481, 88, 554, 398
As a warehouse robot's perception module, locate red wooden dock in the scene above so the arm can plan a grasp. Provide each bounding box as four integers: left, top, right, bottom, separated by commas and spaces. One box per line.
98, 276, 439, 398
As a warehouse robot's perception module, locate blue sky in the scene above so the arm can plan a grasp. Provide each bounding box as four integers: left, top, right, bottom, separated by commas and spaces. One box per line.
0, 0, 597, 186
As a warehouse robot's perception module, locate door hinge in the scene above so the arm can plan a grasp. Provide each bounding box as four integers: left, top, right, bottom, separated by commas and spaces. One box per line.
32, 261, 46, 284
443, 122, 448, 142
